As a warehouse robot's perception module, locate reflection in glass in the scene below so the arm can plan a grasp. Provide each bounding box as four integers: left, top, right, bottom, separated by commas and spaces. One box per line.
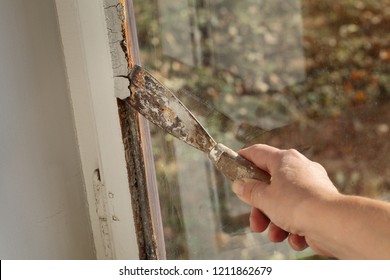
133, 0, 390, 259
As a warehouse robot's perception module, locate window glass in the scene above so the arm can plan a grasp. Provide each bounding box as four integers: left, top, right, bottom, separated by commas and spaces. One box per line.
133, 0, 390, 259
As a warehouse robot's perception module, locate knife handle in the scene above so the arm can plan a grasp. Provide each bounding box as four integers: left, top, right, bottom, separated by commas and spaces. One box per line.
208, 143, 271, 183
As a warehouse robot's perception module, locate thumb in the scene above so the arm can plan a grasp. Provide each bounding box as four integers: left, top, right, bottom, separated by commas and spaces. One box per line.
232, 178, 268, 209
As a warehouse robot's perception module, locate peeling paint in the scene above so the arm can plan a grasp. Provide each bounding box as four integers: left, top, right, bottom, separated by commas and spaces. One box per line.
92, 169, 114, 259
103, 0, 162, 260
104, 0, 130, 99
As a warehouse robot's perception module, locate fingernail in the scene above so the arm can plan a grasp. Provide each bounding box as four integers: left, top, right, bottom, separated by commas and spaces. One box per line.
232, 180, 245, 196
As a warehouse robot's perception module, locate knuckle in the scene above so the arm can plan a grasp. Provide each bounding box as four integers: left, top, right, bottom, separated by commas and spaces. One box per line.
280, 149, 306, 164
313, 161, 327, 173
285, 148, 301, 157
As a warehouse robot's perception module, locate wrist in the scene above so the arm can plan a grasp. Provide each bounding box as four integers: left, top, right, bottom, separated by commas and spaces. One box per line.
296, 191, 344, 236
296, 193, 383, 259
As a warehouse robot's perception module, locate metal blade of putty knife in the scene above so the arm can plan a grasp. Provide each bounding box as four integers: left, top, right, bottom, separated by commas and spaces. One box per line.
126, 65, 271, 183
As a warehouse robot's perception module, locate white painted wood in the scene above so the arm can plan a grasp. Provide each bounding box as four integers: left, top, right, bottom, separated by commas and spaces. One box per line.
55, 0, 139, 259
103, 0, 131, 100
0, 0, 94, 259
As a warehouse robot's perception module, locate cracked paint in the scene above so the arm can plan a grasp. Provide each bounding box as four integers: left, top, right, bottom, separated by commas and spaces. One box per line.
103, 0, 162, 260
104, 0, 130, 99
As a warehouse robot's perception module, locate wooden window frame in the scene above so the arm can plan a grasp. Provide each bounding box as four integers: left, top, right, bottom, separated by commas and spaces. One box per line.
56, 0, 165, 259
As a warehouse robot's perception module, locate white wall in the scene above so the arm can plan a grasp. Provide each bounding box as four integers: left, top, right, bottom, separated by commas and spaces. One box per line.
0, 0, 95, 259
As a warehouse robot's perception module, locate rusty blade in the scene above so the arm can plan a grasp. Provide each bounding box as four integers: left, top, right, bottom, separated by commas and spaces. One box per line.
128, 65, 217, 153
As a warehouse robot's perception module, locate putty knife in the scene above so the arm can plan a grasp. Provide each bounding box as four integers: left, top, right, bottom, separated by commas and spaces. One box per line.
125, 65, 271, 183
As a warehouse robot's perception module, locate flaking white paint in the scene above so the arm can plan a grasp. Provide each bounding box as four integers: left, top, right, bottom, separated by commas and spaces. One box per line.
56, 0, 139, 259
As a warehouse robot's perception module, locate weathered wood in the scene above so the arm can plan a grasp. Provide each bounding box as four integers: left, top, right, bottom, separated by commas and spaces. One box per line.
103, 0, 165, 259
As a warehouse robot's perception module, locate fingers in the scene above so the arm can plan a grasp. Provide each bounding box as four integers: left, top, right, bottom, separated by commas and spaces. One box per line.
250, 209, 309, 251
234, 144, 313, 253
250, 208, 289, 244
269, 224, 308, 251
288, 234, 308, 251
238, 144, 281, 173
268, 223, 289, 242
232, 178, 268, 209
249, 207, 270, 232
249, 207, 309, 252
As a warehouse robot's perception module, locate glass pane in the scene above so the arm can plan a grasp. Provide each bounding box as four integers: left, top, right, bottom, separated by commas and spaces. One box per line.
133, 0, 390, 259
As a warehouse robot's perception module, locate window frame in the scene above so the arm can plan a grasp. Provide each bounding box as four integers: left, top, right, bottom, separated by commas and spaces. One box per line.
56, 0, 165, 259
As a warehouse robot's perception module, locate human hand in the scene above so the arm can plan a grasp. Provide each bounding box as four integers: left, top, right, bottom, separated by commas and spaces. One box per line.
232, 144, 339, 255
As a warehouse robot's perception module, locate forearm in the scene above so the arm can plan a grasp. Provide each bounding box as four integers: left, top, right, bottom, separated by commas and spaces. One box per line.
302, 194, 390, 259
235, 145, 390, 259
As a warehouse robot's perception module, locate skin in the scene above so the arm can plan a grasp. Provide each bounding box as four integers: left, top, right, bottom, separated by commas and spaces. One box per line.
232, 144, 390, 259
